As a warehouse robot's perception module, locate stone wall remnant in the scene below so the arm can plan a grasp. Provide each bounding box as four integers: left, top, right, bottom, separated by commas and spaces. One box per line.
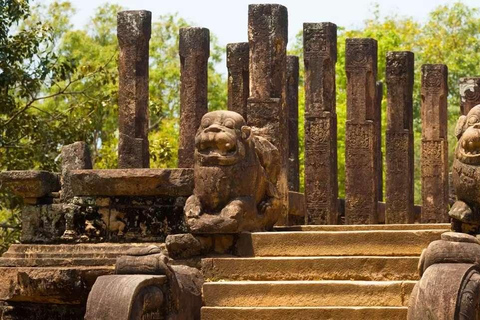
344, 38, 379, 224
184, 110, 281, 233
117, 10, 151, 169
385, 51, 415, 224
286, 55, 299, 192
247, 4, 289, 224
459, 77, 480, 115
178, 27, 210, 168
227, 42, 249, 120
421, 64, 449, 223
303, 22, 338, 225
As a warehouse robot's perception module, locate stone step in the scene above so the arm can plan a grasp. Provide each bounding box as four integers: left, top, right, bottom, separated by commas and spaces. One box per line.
2, 252, 123, 259
0, 257, 117, 267
203, 280, 416, 307
201, 306, 408, 320
202, 256, 419, 281
236, 229, 443, 256
4, 243, 165, 254
275, 223, 450, 232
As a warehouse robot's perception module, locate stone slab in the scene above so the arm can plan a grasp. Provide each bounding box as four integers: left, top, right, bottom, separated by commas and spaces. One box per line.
274, 223, 450, 231
0, 266, 113, 305
0, 171, 60, 198
203, 280, 416, 307
201, 306, 408, 320
69, 168, 193, 196
202, 256, 419, 281
236, 229, 444, 257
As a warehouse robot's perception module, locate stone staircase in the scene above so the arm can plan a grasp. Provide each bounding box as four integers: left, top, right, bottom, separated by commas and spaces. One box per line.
201, 224, 449, 320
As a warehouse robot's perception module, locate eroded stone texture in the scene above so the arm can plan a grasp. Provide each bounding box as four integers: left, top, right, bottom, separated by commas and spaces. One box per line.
247, 4, 289, 224
0, 171, 60, 199
86, 247, 204, 320
184, 110, 281, 233
303, 22, 338, 225
117, 11, 151, 169
450, 105, 480, 233
459, 77, 480, 115
345, 38, 379, 224
227, 42, 249, 120
70, 168, 193, 197
178, 27, 210, 168
421, 64, 449, 223
61, 141, 92, 201
408, 233, 480, 319
286, 55, 299, 192
385, 52, 415, 224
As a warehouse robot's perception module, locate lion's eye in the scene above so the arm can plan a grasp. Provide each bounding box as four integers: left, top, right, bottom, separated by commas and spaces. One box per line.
468, 116, 478, 126
224, 119, 235, 129
202, 118, 212, 128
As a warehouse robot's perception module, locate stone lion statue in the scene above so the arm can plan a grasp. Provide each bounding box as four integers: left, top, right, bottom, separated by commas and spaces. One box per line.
184, 110, 281, 233
450, 105, 480, 233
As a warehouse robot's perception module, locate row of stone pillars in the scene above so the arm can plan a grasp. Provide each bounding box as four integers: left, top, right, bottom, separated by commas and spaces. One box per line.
115, 7, 480, 225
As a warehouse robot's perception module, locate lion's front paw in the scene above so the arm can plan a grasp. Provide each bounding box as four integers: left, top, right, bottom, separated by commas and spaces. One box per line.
185, 195, 202, 219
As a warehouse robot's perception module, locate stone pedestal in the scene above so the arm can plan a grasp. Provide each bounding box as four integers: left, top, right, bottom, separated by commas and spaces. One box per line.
385, 52, 415, 224
345, 38, 379, 224
303, 22, 338, 225
227, 42, 249, 120
117, 11, 151, 169
178, 27, 210, 168
421, 64, 449, 223
247, 4, 289, 224
286, 55, 299, 192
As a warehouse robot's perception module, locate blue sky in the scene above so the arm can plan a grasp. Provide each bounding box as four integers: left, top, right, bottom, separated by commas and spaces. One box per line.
43, 0, 479, 73
57, 0, 479, 46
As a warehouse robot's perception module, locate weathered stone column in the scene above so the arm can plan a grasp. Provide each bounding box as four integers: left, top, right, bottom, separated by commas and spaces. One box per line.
178, 27, 210, 168
375, 81, 383, 203
459, 77, 480, 115
385, 51, 415, 224
345, 38, 379, 224
421, 64, 449, 223
247, 4, 289, 223
227, 42, 249, 120
287, 55, 299, 192
303, 23, 338, 225
117, 10, 151, 168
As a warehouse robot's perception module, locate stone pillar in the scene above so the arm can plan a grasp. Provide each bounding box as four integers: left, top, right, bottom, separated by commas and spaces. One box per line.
178, 27, 210, 168
459, 77, 480, 115
375, 81, 383, 203
421, 64, 449, 223
117, 11, 151, 169
385, 51, 415, 224
227, 42, 249, 120
60, 141, 93, 200
345, 38, 379, 224
247, 4, 289, 223
303, 23, 338, 225
287, 55, 299, 192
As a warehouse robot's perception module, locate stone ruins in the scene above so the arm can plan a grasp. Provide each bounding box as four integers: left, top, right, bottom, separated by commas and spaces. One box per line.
1, 3, 480, 320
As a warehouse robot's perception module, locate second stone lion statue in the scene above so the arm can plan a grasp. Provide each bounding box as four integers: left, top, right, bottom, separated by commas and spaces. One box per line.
184, 110, 281, 233
450, 105, 480, 233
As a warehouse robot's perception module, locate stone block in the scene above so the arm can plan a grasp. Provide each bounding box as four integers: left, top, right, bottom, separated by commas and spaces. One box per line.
0, 171, 60, 199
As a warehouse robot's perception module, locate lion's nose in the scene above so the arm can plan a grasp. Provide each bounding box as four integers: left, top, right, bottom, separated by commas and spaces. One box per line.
205, 125, 222, 133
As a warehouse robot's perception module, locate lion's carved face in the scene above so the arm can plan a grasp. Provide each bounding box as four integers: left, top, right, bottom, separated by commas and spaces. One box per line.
194, 110, 251, 166
456, 105, 480, 165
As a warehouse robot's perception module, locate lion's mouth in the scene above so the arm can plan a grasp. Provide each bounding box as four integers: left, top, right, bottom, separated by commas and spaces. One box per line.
459, 130, 480, 164
196, 131, 238, 163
